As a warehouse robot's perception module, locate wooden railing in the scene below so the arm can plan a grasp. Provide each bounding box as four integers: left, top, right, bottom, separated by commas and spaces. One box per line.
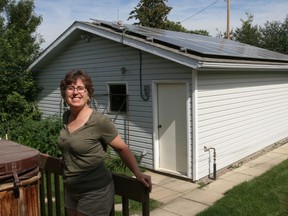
39, 154, 150, 216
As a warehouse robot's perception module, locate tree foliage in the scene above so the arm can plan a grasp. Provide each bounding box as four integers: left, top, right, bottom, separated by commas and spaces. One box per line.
128, 0, 172, 29
0, 0, 43, 67
165, 20, 188, 32
259, 15, 288, 54
0, 0, 43, 137
189, 29, 209, 36
165, 20, 209, 36
128, 0, 209, 36
219, 13, 288, 55
9, 115, 62, 156
232, 13, 261, 47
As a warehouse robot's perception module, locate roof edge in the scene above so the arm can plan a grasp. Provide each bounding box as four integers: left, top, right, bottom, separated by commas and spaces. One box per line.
198, 61, 288, 71
29, 21, 81, 70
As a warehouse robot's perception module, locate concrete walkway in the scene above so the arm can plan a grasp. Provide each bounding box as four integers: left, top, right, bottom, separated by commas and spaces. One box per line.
147, 142, 288, 216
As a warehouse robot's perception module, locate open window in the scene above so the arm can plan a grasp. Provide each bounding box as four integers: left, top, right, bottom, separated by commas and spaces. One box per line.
109, 84, 127, 113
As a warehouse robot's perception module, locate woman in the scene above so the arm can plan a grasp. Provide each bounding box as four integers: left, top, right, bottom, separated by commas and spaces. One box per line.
58, 69, 152, 216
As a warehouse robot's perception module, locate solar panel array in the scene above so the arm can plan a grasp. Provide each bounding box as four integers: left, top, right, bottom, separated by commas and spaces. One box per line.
91, 20, 288, 62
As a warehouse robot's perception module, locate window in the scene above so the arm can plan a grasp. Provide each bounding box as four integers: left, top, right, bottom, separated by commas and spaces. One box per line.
109, 84, 127, 113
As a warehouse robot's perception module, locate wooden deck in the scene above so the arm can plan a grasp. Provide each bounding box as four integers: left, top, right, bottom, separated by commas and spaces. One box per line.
39, 154, 150, 216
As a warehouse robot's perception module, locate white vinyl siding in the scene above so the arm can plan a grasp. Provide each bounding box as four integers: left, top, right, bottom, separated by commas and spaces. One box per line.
196, 71, 288, 179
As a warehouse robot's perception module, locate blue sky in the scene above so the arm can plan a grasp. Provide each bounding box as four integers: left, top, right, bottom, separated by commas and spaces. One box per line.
34, 0, 288, 49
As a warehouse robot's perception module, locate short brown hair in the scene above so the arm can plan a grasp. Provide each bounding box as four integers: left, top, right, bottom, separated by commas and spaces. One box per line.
60, 69, 94, 98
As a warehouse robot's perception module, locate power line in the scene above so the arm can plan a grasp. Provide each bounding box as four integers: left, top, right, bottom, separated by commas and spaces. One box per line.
180, 0, 221, 23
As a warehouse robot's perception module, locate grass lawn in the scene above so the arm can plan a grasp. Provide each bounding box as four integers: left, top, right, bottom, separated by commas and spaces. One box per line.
197, 159, 288, 216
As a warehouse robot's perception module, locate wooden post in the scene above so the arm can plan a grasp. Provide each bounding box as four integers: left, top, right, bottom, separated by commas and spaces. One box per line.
227, 0, 230, 39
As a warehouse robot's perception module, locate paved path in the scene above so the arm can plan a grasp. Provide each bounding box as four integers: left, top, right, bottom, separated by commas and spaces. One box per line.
147, 142, 288, 216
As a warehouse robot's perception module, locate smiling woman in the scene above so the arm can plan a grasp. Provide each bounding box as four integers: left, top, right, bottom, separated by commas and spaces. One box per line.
57, 69, 152, 216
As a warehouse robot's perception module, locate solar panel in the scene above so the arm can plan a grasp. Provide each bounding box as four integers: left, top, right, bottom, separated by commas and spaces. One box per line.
89, 20, 288, 62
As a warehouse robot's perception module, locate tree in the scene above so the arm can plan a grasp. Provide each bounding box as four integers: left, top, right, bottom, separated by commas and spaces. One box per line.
221, 12, 288, 55
165, 20, 188, 32
0, 0, 43, 137
165, 20, 209, 36
231, 13, 261, 46
128, 0, 172, 29
189, 29, 209, 36
260, 15, 288, 54
128, 0, 210, 36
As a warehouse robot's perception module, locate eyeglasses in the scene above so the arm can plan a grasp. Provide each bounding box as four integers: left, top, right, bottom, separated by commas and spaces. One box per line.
66, 86, 86, 93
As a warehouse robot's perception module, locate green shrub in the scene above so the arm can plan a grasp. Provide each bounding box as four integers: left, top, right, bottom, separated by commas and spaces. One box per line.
106, 148, 132, 175
105, 147, 145, 175
7, 116, 62, 157
1, 115, 143, 174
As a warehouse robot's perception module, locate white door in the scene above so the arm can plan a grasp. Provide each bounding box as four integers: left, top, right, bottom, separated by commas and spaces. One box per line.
157, 83, 188, 175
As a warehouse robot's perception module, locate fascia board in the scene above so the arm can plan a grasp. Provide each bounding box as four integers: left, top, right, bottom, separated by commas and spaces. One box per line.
198, 61, 288, 71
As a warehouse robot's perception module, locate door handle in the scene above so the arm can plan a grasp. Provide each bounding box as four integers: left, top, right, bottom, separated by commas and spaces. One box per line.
158, 125, 162, 128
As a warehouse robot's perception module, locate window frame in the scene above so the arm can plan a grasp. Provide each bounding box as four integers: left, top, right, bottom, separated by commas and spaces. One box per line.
107, 82, 128, 114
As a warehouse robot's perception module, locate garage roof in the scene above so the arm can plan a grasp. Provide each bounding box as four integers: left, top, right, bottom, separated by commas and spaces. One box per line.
29, 20, 288, 71
92, 20, 288, 62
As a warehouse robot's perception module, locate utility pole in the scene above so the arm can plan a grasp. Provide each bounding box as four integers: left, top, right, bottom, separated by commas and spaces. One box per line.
227, 0, 230, 39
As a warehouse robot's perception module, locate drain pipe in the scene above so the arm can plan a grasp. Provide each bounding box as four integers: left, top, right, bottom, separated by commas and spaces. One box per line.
204, 146, 217, 180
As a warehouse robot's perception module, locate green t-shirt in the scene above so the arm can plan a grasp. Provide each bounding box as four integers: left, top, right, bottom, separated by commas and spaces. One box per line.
57, 109, 118, 193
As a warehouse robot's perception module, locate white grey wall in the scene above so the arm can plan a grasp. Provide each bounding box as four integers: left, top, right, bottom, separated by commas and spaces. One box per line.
196, 71, 288, 179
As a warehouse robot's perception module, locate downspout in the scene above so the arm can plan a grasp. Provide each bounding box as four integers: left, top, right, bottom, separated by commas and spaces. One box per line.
120, 28, 149, 101
138, 50, 149, 101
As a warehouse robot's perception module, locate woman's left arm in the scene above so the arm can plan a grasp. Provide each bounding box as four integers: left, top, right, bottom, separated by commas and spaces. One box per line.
109, 134, 152, 192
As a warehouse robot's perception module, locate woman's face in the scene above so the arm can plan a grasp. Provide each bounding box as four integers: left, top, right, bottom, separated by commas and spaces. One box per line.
64, 78, 89, 110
